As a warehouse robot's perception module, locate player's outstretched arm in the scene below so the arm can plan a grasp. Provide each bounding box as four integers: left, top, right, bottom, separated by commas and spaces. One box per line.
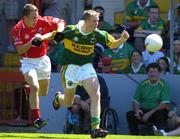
109, 30, 130, 49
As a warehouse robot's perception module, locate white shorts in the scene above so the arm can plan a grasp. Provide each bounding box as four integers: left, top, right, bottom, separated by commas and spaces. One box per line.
0, 0, 18, 20
20, 55, 51, 80
61, 63, 97, 89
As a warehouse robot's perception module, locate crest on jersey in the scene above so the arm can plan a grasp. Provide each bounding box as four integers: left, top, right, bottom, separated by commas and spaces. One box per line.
90, 38, 96, 44
53, 18, 59, 23
67, 81, 73, 87
73, 37, 78, 42
24, 34, 30, 40
14, 37, 19, 41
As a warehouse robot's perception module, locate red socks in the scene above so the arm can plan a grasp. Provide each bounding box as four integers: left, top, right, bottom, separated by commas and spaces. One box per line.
31, 109, 40, 121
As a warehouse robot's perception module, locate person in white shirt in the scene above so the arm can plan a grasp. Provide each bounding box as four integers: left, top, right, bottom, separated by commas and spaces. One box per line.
142, 49, 164, 67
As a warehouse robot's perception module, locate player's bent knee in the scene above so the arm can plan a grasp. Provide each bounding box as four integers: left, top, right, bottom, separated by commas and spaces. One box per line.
30, 85, 39, 93
90, 92, 100, 101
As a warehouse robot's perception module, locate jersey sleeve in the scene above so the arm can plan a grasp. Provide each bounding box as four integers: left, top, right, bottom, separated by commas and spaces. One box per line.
96, 30, 115, 47
133, 83, 142, 105
160, 80, 170, 104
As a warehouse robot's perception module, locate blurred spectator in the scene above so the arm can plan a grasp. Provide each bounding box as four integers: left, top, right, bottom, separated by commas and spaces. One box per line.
157, 57, 170, 75
173, 39, 180, 64
174, 52, 180, 74
167, 2, 180, 39
28, 0, 42, 14
124, 49, 146, 74
98, 56, 112, 73
85, 0, 92, 10
126, 63, 170, 135
100, 26, 134, 73
93, 6, 112, 32
0, 0, 19, 52
43, 0, 84, 24
125, 0, 158, 44
142, 49, 164, 67
134, 5, 165, 51
126, 0, 158, 30
164, 3, 180, 53
153, 110, 180, 136
173, 39, 180, 74
68, 85, 90, 134
174, 3, 180, 38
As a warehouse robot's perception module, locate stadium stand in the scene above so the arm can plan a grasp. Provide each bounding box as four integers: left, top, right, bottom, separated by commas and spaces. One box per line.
0, 72, 31, 126
114, 0, 170, 25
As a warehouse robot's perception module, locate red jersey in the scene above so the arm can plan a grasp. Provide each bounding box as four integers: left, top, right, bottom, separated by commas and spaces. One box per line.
12, 16, 66, 58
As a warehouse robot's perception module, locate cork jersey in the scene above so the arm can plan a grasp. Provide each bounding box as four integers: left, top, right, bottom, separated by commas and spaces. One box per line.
61, 24, 114, 66
12, 16, 65, 58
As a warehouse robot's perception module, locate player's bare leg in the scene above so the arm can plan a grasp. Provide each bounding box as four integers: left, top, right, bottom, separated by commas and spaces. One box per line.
24, 69, 48, 129
82, 77, 108, 138
38, 79, 50, 96
53, 88, 76, 110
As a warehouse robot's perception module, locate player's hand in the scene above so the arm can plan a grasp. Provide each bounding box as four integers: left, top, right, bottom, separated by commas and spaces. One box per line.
31, 34, 43, 46
134, 109, 143, 120
34, 33, 43, 41
32, 39, 43, 46
141, 112, 151, 122
168, 111, 176, 118
121, 30, 130, 41
53, 31, 64, 44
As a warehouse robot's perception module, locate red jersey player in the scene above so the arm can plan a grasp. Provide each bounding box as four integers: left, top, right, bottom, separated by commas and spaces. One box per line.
12, 3, 66, 129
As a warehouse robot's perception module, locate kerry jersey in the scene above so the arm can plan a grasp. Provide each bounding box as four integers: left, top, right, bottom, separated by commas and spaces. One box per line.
61, 24, 114, 66
133, 79, 170, 109
126, 0, 158, 22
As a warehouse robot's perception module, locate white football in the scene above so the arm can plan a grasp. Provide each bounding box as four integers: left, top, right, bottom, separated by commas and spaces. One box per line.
144, 34, 163, 52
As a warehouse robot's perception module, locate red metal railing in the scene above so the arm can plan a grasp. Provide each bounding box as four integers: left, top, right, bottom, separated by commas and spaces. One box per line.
0, 72, 32, 126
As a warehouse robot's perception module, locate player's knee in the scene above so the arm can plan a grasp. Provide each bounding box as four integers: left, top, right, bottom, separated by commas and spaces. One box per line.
30, 84, 39, 93
91, 91, 101, 102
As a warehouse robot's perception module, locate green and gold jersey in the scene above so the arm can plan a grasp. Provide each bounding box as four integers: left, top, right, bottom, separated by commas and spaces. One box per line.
103, 43, 134, 72
133, 79, 170, 110
61, 25, 114, 66
126, 0, 157, 22
138, 18, 165, 31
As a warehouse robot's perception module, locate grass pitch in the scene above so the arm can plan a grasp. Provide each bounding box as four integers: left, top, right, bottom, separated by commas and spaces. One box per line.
0, 133, 180, 139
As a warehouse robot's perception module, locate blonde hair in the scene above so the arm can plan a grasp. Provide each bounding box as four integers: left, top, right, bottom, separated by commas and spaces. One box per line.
82, 9, 100, 20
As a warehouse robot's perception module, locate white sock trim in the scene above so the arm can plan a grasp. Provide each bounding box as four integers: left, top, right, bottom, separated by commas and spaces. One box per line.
160, 129, 167, 136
